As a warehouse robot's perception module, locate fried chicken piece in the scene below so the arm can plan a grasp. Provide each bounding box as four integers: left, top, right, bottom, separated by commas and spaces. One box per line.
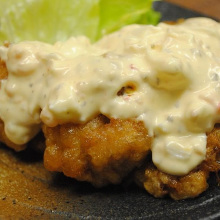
201, 125, 220, 172
43, 113, 220, 199
135, 125, 220, 200
0, 59, 26, 151
0, 59, 8, 82
43, 115, 152, 187
135, 162, 209, 200
1, 51, 220, 199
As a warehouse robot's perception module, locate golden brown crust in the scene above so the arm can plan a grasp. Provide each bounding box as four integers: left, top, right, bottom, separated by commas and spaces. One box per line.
0, 59, 8, 81
201, 125, 220, 172
135, 162, 209, 200
43, 115, 151, 187
134, 125, 220, 200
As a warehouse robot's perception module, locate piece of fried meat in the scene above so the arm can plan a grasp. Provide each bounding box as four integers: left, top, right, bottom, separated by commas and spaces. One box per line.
1, 57, 220, 200
135, 125, 220, 200
43, 117, 220, 200
43, 115, 151, 187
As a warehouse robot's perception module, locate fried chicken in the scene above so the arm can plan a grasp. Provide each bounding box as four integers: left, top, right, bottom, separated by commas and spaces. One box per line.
135, 125, 220, 200
43, 117, 220, 200
135, 162, 209, 200
1, 55, 220, 199
43, 115, 151, 187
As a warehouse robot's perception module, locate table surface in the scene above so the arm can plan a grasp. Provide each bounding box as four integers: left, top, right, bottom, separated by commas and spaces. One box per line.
165, 0, 220, 20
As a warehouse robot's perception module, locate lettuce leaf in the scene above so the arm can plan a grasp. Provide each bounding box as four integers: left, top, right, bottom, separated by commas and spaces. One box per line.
0, 0, 160, 44
97, 0, 160, 39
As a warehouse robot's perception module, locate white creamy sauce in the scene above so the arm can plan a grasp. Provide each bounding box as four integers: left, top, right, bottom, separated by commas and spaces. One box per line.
1, 18, 220, 175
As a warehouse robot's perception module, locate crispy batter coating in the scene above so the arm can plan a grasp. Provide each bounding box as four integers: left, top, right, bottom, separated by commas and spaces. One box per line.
43, 117, 220, 200
135, 162, 209, 200
0, 59, 7, 82
201, 125, 220, 172
43, 115, 151, 187
135, 125, 220, 200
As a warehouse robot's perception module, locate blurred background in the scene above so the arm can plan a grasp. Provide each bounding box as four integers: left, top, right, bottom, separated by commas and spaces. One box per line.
164, 0, 220, 20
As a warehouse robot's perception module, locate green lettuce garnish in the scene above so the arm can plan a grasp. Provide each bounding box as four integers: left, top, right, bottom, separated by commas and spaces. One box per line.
0, 0, 160, 44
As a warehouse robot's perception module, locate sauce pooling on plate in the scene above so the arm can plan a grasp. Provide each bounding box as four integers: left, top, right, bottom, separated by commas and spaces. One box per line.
1, 17, 220, 176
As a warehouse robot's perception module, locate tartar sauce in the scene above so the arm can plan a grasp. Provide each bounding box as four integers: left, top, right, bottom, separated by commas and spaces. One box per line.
1, 18, 220, 176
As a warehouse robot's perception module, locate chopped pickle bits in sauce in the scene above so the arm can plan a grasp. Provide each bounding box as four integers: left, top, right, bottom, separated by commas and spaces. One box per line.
1, 18, 220, 175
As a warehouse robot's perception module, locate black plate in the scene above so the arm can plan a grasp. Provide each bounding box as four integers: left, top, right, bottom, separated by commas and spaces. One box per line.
153, 1, 217, 21
0, 2, 220, 219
